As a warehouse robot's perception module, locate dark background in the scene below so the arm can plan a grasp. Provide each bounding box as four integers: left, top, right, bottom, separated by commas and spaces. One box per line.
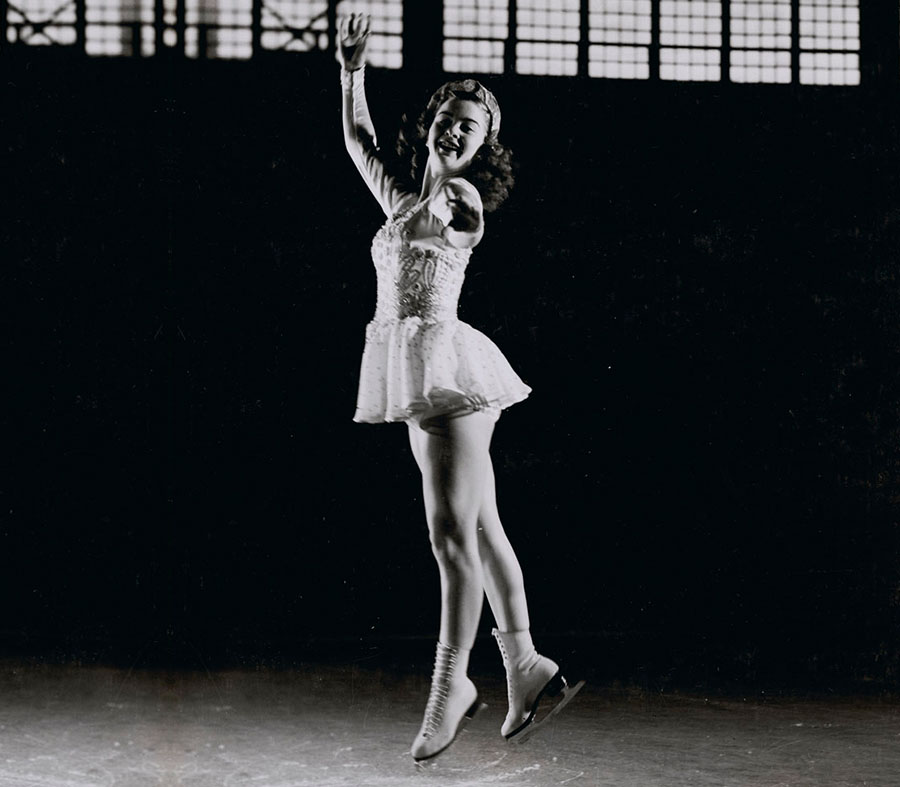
2, 12, 899, 690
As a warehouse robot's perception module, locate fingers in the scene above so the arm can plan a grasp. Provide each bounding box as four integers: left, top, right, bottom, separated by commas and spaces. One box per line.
442, 179, 484, 215
465, 392, 491, 411
447, 199, 481, 232
340, 12, 371, 42
448, 197, 477, 214
350, 13, 370, 38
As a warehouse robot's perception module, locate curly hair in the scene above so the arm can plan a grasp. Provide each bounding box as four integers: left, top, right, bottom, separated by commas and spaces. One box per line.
393, 88, 515, 213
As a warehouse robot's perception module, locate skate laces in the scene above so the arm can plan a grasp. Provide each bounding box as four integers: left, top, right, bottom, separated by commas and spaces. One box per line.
491, 628, 509, 664
492, 629, 518, 709
421, 644, 458, 739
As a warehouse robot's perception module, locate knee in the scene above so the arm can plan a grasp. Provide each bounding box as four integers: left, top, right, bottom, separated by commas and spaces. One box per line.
427, 507, 479, 567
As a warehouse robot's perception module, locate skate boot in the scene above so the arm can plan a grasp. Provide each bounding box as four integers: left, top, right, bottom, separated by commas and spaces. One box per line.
492, 628, 585, 743
411, 642, 485, 762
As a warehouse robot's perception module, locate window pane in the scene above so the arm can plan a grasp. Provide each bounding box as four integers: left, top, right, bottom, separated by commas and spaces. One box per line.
589, 0, 651, 79
660, 45, 721, 81
185, 0, 253, 59
730, 1, 792, 83
516, 0, 579, 75
659, 0, 722, 81
261, 1, 329, 55
799, 50, 860, 85
443, 0, 508, 74
589, 43, 650, 79
798, 0, 860, 85
659, 0, 722, 48
7, 0, 78, 46
83, 0, 155, 55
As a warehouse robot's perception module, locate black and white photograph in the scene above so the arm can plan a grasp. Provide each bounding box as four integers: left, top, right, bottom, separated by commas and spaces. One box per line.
2, 1, 899, 785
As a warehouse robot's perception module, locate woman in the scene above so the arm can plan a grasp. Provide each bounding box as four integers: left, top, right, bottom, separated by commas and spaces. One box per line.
337, 14, 583, 762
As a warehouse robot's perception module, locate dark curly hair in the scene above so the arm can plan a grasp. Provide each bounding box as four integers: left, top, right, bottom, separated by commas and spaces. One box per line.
393, 86, 515, 213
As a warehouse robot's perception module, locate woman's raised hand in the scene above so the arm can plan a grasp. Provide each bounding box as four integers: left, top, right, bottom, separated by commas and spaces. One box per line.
337, 13, 370, 71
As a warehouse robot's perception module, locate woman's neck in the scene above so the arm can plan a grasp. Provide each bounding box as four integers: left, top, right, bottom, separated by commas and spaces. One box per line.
419, 167, 439, 203
419, 162, 459, 203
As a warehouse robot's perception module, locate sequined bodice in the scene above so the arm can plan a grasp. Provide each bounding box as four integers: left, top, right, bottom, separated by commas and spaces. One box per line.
370, 204, 471, 324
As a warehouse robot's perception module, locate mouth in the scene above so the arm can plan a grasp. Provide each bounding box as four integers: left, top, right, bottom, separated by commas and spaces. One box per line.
437, 138, 461, 155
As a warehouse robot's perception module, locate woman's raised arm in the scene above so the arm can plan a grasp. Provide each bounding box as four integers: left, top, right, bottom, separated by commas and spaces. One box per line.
338, 14, 407, 218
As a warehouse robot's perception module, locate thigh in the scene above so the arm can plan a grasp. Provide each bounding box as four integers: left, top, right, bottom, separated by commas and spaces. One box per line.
407, 422, 425, 472
476, 455, 502, 530
418, 412, 496, 523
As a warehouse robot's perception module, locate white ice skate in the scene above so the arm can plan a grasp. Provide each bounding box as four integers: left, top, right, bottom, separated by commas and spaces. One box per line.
411, 642, 487, 762
493, 628, 585, 744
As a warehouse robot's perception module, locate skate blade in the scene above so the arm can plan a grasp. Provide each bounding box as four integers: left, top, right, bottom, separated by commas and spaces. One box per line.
507, 679, 585, 745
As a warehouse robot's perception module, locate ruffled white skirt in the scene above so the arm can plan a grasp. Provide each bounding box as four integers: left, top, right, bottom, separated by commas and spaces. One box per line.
353, 317, 531, 427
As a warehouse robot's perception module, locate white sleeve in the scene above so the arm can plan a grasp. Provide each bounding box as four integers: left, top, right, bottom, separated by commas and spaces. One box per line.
341, 66, 410, 218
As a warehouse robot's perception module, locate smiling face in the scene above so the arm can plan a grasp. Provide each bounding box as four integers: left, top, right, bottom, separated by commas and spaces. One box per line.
425, 97, 490, 178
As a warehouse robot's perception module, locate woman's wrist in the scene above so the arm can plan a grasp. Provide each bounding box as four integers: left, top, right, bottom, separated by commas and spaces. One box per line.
340, 63, 365, 88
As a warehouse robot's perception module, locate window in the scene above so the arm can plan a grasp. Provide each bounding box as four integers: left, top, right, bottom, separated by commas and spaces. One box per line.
7, 0, 77, 46
516, 0, 579, 76
443, 0, 509, 74
84, 0, 155, 56
659, 0, 722, 81
730, 1, 792, 83
185, 0, 252, 59
4, 0, 870, 86
261, 0, 329, 54
589, 0, 652, 79
798, 0, 860, 85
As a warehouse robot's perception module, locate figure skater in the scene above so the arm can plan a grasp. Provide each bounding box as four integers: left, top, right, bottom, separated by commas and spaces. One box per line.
337, 14, 583, 762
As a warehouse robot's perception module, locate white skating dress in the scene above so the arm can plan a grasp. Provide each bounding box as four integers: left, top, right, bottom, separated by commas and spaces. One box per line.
341, 66, 530, 430
353, 199, 531, 429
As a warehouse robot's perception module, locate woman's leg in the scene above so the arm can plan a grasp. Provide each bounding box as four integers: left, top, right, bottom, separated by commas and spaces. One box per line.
473, 437, 584, 741
406, 412, 495, 759
411, 417, 530, 634
416, 412, 494, 648
476, 458, 530, 632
